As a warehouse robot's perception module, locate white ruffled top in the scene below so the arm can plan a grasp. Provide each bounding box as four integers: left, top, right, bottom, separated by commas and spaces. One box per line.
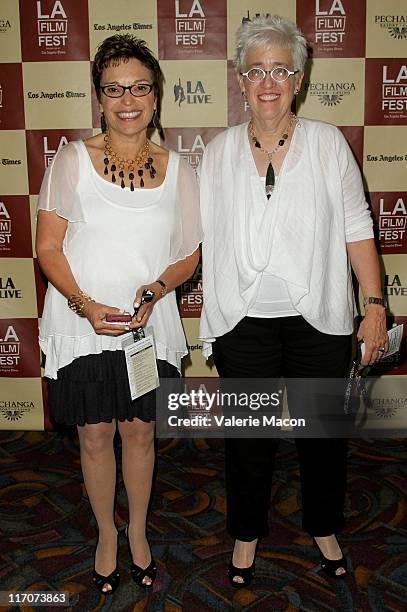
38, 141, 202, 379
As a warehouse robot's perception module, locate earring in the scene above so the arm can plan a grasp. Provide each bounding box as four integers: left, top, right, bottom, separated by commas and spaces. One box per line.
100, 111, 107, 133
152, 109, 162, 131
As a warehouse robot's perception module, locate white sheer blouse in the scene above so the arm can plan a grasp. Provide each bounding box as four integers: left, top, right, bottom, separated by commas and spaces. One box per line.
38, 141, 202, 379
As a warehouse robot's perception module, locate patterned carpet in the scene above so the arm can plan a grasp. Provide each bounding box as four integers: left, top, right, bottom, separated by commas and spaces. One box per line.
0, 431, 406, 611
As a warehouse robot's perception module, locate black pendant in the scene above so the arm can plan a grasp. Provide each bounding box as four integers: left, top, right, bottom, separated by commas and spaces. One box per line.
265, 161, 275, 200
130, 181, 134, 192
104, 166, 108, 175
129, 172, 134, 180
111, 173, 116, 184
278, 139, 285, 146
138, 169, 143, 177
104, 157, 109, 165
120, 178, 125, 189
140, 177, 144, 187
119, 170, 124, 178
111, 164, 116, 172
254, 139, 261, 148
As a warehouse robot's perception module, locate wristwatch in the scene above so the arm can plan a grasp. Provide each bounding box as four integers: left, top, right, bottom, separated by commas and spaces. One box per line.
156, 279, 167, 297
363, 297, 385, 307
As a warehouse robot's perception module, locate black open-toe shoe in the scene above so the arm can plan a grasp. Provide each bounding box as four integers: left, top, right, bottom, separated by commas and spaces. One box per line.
228, 539, 258, 589
228, 559, 255, 589
319, 551, 348, 578
92, 534, 120, 595
131, 558, 157, 589
125, 527, 157, 589
92, 567, 120, 595
315, 540, 348, 579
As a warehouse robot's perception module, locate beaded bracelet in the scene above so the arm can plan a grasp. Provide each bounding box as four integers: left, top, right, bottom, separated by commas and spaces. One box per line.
67, 290, 95, 317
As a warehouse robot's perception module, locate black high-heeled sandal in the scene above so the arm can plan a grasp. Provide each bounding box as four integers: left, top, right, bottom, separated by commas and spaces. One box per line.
126, 527, 157, 589
92, 567, 120, 595
228, 559, 255, 589
228, 540, 257, 589
92, 535, 120, 595
315, 539, 348, 579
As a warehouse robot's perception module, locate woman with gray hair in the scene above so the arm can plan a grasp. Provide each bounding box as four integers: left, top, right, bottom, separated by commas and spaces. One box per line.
199, 15, 387, 587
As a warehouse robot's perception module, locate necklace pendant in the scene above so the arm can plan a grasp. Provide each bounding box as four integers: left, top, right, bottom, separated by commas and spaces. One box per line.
120, 178, 125, 189
265, 161, 275, 200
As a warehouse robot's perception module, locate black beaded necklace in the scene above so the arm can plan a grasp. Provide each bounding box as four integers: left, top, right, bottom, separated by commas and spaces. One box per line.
103, 133, 156, 191
249, 113, 298, 199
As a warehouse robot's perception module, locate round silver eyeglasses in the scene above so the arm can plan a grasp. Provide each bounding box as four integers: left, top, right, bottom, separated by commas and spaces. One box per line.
101, 83, 153, 98
240, 67, 299, 83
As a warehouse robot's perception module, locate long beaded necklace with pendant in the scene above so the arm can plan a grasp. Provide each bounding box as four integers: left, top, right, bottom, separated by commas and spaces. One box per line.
249, 112, 298, 199
103, 133, 156, 191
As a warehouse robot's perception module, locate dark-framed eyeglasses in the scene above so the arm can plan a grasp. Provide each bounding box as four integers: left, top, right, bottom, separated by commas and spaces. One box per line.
101, 83, 153, 98
240, 67, 299, 83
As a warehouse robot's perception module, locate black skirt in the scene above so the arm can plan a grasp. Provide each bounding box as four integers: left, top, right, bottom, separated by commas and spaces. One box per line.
47, 351, 179, 427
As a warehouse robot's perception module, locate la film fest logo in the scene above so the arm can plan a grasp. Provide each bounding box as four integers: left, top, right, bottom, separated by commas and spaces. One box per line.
375, 13, 407, 40
305, 80, 355, 107
177, 133, 205, 168
36, 0, 68, 52
382, 64, 407, 117
314, 0, 346, 45
0, 400, 34, 422
174, 78, 211, 106
0, 18, 11, 33
43, 135, 68, 168
378, 196, 407, 247
0, 325, 20, 370
180, 262, 202, 312
0, 201, 12, 249
175, 0, 206, 47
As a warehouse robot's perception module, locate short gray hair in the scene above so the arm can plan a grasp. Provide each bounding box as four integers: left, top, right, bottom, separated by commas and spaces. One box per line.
234, 14, 308, 73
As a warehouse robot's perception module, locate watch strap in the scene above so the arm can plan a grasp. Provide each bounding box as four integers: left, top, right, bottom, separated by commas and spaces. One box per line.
363, 296, 385, 307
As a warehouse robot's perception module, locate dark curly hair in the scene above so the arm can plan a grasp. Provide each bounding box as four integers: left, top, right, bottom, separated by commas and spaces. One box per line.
92, 34, 164, 135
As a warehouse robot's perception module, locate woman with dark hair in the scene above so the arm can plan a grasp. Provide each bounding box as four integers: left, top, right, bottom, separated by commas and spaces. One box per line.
199, 15, 387, 588
36, 34, 202, 595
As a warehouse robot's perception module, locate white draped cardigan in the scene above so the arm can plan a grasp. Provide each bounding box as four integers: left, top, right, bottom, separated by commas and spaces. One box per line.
198, 118, 374, 357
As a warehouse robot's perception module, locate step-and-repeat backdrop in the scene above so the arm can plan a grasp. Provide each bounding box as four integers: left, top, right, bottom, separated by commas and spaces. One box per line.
0, 0, 406, 429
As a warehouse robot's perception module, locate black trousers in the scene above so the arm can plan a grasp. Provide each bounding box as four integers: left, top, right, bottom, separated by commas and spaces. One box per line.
212, 316, 352, 540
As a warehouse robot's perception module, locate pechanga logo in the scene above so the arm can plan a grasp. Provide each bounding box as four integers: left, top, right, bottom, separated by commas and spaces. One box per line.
0, 325, 20, 368
314, 0, 346, 45
0, 202, 12, 249
36, 0, 68, 50
372, 398, 407, 418
43, 135, 68, 168
175, 0, 206, 47
305, 81, 355, 106
378, 196, 407, 245
384, 274, 407, 297
174, 78, 211, 106
0, 277, 22, 299
0, 401, 34, 421
382, 65, 407, 115
177, 133, 205, 168
0, 19, 11, 33
375, 15, 407, 40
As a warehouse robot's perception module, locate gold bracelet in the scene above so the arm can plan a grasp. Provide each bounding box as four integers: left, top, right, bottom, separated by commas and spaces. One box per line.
67, 290, 95, 317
